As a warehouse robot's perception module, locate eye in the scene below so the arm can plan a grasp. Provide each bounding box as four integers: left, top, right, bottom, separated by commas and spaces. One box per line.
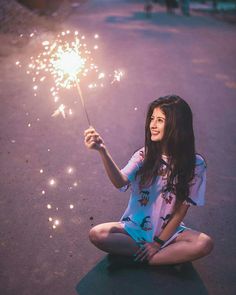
158, 118, 164, 123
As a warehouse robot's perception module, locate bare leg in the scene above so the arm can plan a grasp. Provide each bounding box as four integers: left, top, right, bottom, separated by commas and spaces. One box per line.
148, 230, 214, 266
89, 222, 139, 256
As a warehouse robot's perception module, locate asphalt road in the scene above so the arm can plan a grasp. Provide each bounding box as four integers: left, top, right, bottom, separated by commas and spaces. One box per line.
0, 1, 236, 294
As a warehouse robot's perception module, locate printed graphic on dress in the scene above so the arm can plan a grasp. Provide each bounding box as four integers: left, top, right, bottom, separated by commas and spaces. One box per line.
138, 190, 150, 206
160, 214, 171, 229
140, 216, 152, 231
161, 183, 175, 204
122, 216, 138, 226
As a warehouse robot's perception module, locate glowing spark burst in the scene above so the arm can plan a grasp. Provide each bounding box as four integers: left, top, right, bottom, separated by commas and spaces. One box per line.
16, 31, 124, 121
69, 204, 74, 209
21, 31, 105, 120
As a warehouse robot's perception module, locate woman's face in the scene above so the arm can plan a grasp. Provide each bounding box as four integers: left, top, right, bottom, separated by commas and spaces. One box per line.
150, 107, 166, 142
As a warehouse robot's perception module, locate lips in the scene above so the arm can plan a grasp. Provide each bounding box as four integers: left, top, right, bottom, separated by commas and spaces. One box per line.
151, 131, 160, 135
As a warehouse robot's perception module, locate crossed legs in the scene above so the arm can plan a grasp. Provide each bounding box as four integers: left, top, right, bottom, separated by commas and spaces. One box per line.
89, 222, 214, 265
89, 222, 139, 256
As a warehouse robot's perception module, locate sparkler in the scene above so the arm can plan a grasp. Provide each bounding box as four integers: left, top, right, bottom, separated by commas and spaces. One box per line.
17, 30, 124, 124
16, 31, 124, 235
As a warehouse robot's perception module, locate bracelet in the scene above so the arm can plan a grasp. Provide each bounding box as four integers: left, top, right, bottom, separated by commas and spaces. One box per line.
154, 236, 165, 246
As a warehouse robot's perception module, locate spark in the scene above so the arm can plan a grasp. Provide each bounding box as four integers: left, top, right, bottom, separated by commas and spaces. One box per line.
111, 70, 124, 84
69, 204, 74, 209
54, 96, 59, 102
52, 219, 60, 229
67, 167, 74, 174
51, 104, 66, 118
98, 72, 105, 79
68, 109, 73, 115
49, 179, 56, 186
50, 218, 61, 229
42, 41, 50, 46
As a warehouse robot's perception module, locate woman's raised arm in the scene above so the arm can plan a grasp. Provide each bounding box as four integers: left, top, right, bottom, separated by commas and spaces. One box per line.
84, 127, 129, 189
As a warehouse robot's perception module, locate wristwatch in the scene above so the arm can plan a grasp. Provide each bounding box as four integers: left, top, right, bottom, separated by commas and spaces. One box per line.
154, 236, 165, 246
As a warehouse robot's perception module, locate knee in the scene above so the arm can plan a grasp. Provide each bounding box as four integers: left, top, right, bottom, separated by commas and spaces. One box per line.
89, 225, 107, 245
196, 234, 214, 257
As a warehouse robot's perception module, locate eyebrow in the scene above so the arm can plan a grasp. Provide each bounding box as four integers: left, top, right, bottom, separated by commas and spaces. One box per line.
151, 116, 166, 120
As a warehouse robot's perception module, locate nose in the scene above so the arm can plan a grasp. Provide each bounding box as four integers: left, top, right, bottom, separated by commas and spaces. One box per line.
150, 119, 157, 128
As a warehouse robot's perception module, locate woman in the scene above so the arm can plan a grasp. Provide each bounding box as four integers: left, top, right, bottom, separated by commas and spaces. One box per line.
84, 95, 214, 265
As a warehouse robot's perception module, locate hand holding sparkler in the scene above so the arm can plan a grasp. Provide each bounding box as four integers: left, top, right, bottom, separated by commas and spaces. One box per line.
84, 127, 129, 189
84, 127, 105, 151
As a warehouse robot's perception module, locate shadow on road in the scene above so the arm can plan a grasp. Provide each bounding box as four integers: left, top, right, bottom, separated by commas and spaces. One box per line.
76, 255, 208, 295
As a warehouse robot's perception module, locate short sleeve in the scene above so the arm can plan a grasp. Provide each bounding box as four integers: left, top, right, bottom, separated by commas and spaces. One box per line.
183, 155, 207, 206
119, 148, 144, 192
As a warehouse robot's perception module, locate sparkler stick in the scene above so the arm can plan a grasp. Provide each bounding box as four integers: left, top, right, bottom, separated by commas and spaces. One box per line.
75, 79, 91, 126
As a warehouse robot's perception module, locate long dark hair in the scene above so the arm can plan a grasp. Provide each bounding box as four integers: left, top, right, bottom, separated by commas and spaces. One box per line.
136, 95, 196, 204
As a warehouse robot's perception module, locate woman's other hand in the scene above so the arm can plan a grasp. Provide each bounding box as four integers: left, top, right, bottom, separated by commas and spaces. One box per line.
84, 127, 105, 152
133, 241, 161, 263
